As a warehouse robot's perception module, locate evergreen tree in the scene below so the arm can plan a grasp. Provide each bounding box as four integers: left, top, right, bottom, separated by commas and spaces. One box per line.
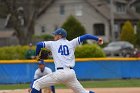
120, 21, 136, 44
136, 21, 140, 46
62, 15, 86, 40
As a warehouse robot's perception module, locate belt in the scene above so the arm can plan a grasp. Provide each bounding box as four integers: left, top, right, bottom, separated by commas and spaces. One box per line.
57, 67, 73, 70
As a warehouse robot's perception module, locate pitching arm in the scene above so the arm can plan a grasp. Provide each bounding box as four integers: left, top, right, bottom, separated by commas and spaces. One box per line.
79, 34, 103, 45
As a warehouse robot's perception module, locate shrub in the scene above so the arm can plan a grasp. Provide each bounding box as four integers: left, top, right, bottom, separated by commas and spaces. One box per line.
0, 44, 105, 60
62, 15, 86, 40
0, 46, 35, 60
75, 44, 105, 58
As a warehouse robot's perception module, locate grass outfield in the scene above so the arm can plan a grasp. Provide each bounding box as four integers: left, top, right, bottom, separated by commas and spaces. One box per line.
0, 79, 140, 90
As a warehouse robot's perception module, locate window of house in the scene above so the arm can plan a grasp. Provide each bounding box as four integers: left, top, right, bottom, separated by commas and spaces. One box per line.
75, 5, 83, 16
41, 26, 45, 33
135, 5, 140, 14
114, 24, 119, 32
116, 3, 126, 13
60, 5, 65, 15
134, 25, 137, 34
93, 23, 105, 36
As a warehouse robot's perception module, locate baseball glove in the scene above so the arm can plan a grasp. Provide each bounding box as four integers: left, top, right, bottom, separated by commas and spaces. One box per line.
37, 48, 51, 60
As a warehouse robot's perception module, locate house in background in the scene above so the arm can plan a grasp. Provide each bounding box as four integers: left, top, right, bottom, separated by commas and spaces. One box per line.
0, 30, 18, 46
35, 0, 110, 42
87, 0, 140, 40
35, 0, 140, 42
0, 0, 139, 46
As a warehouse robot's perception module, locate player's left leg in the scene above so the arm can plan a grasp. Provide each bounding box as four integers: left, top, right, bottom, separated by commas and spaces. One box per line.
39, 89, 42, 93
42, 88, 51, 93
31, 73, 58, 93
42, 86, 55, 93
31, 69, 70, 93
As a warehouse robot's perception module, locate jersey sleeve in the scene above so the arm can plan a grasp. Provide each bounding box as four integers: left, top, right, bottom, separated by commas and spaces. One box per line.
36, 41, 52, 56
43, 41, 52, 50
70, 37, 81, 48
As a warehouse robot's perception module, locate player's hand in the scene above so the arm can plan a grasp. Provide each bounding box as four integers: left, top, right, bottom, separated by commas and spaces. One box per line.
28, 88, 32, 93
98, 37, 103, 45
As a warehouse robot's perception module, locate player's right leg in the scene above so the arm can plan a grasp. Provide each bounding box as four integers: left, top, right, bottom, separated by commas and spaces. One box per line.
65, 78, 95, 93
65, 69, 95, 93
89, 91, 95, 93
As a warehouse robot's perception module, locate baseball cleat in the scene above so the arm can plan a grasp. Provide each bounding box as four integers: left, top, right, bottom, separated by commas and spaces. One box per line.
89, 91, 95, 93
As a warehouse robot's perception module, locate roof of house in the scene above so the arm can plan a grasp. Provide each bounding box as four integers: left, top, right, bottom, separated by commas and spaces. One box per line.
86, 0, 140, 20
129, 0, 139, 5
0, 30, 15, 38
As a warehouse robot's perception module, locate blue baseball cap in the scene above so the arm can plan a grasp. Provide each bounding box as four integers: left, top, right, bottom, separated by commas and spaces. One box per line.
38, 60, 45, 65
52, 28, 67, 38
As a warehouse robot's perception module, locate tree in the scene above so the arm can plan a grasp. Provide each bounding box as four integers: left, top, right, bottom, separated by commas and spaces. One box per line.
120, 21, 136, 44
62, 15, 86, 40
136, 21, 140, 46
2, 0, 54, 45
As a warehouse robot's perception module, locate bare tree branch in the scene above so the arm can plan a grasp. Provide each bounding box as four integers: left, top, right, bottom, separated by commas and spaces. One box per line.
2, 0, 54, 45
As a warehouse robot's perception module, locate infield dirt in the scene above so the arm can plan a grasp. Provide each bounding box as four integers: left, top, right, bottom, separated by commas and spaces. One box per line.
0, 88, 140, 93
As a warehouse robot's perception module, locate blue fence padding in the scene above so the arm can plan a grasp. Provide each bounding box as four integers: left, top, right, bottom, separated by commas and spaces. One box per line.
74, 60, 140, 79
0, 60, 140, 84
0, 63, 55, 84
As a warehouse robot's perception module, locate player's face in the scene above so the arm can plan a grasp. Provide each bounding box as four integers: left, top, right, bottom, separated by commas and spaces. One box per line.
38, 64, 45, 70
54, 35, 62, 41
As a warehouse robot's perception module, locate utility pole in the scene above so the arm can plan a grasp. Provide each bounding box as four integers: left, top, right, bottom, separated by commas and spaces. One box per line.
110, 0, 115, 41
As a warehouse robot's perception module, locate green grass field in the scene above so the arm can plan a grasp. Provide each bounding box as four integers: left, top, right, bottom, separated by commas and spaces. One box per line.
0, 79, 140, 90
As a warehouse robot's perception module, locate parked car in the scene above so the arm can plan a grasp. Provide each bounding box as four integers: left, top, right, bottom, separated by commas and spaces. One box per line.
103, 41, 134, 57
130, 48, 140, 57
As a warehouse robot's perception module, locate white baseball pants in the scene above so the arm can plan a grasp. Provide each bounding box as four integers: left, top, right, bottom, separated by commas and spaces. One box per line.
32, 68, 89, 93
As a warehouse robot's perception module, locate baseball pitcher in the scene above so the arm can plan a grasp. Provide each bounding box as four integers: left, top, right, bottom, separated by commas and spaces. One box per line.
31, 28, 103, 93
